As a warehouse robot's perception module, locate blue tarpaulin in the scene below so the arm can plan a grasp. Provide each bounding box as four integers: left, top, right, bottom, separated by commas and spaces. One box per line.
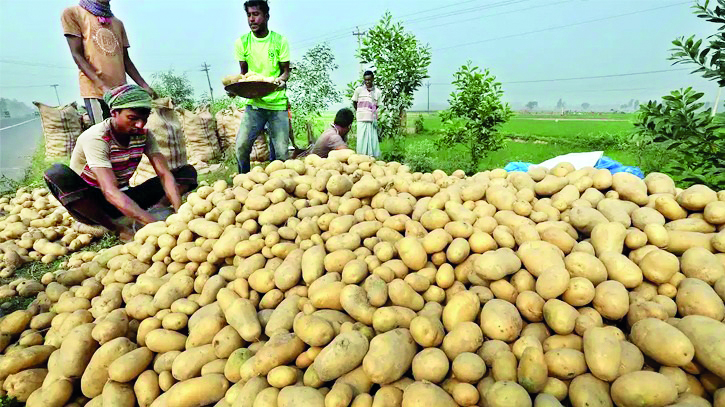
504, 155, 644, 179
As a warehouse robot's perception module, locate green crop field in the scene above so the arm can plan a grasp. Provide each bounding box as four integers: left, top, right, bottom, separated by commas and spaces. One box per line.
297, 111, 647, 174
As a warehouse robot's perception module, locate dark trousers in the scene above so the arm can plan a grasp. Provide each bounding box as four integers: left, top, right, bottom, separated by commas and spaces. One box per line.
44, 163, 197, 225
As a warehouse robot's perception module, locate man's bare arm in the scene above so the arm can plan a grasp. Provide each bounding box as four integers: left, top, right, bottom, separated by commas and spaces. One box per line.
123, 48, 156, 97
148, 153, 182, 211
239, 61, 249, 75
278, 61, 290, 82
65, 36, 110, 94
93, 167, 156, 224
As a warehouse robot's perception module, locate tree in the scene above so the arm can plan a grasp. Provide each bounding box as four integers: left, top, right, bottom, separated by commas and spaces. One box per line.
152, 70, 196, 110
669, 0, 725, 87
288, 43, 341, 144
581, 102, 591, 111
359, 12, 432, 138
525, 101, 538, 111
556, 98, 566, 115
437, 62, 513, 174
634, 87, 724, 188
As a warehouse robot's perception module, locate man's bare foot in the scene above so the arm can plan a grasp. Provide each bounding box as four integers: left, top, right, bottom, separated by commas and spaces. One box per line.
117, 227, 135, 242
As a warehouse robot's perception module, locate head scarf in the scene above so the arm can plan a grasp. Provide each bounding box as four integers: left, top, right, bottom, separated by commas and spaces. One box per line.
104, 84, 153, 111
79, 0, 113, 25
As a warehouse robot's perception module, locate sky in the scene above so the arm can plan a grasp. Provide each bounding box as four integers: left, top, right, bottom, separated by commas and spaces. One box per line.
0, 0, 721, 112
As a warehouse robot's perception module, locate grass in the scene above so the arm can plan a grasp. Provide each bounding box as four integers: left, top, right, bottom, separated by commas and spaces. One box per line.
0, 140, 66, 196
0, 234, 121, 315
0, 396, 23, 407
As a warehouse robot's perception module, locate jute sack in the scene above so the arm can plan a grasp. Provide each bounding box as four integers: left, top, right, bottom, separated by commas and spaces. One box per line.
179, 106, 220, 165
33, 101, 82, 158
214, 106, 244, 151
130, 98, 187, 186
250, 131, 270, 163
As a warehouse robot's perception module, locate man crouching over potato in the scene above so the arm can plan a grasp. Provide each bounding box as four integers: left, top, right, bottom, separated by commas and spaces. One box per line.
43, 84, 197, 241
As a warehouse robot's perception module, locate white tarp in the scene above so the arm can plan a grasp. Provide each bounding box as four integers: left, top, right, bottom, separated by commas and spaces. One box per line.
535, 151, 604, 170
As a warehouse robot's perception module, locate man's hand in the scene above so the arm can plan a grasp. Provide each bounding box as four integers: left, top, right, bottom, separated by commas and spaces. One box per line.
143, 85, 158, 99
273, 78, 287, 89
93, 167, 157, 225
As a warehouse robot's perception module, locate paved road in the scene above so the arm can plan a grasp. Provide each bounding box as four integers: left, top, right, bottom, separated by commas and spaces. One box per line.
0, 117, 42, 180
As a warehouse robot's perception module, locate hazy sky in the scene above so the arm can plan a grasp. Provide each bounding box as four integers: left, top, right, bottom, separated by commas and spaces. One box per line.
0, 0, 720, 111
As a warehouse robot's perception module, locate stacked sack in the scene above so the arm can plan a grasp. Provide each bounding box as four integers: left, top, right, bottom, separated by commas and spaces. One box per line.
0, 151, 723, 407
179, 106, 221, 168
215, 106, 244, 152
33, 102, 83, 159
130, 98, 188, 187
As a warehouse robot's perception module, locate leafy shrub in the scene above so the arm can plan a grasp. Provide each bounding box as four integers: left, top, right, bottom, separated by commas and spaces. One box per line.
414, 115, 425, 134
633, 87, 724, 188
437, 62, 512, 174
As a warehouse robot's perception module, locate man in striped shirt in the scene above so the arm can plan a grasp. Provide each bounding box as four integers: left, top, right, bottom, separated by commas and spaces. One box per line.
44, 85, 197, 240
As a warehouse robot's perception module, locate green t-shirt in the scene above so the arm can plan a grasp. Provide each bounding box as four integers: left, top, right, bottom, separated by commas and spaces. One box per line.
234, 31, 290, 110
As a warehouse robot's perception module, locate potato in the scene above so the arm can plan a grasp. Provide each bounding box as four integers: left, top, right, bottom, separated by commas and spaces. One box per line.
474, 248, 521, 280
134, 370, 160, 407
313, 331, 369, 381
396, 237, 426, 271
150, 373, 229, 407
409, 315, 445, 348
582, 327, 620, 382
108, 346, 154, 382
677, 184, 717, 211
82, 337, 137, 398
0, 310, 32, 334
516, 291, 545, 322
171, 344, 217, 381
492, 349, 517, 382
480, 299, 523, 342
363, 328, 416, 384
57, 323, 98, 378
593, 281, 629, 320
536, 266, 570, 300
681, 246, 724, 284
676, 315, 725, 379
145, 329, 187, 353
564, 252, 607, 285
568, 374, 612, 407
676, 278, 725, 320
442, 321, 483, 360
484, 381, 532, 407
610, 371, 677, 407
638, 249, 678, 284
3, 368, 46, 402
277, 385, 325, 407
544, 349, 587, 380
25, 377, 74, 407
401, 381, 456, 407
517, 346, 547, 393
102, 381, 135, 407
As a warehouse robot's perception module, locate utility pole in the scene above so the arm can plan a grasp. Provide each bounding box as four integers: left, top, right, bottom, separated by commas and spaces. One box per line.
201, 62, 214, 105
425, 82, 431, 113
712, 87, 722, 116
352, 27, 366, 77
51, 84, 60, 106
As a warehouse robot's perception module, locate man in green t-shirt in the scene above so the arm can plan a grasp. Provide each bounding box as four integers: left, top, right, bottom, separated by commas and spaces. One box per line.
234, 0, 291, 173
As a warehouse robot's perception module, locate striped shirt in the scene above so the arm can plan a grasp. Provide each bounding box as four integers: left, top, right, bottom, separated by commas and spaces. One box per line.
352, 85, 380, 122
69, 119, 161, 188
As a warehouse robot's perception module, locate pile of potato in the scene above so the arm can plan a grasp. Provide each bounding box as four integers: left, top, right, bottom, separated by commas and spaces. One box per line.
0, 187, 101, 280
1, 150, 724, 407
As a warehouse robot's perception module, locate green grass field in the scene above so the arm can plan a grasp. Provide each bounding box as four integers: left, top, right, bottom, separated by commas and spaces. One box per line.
297, 111, 646, 174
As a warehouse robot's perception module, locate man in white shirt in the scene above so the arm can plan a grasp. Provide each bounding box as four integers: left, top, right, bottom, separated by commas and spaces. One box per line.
352, 70, 381, 157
